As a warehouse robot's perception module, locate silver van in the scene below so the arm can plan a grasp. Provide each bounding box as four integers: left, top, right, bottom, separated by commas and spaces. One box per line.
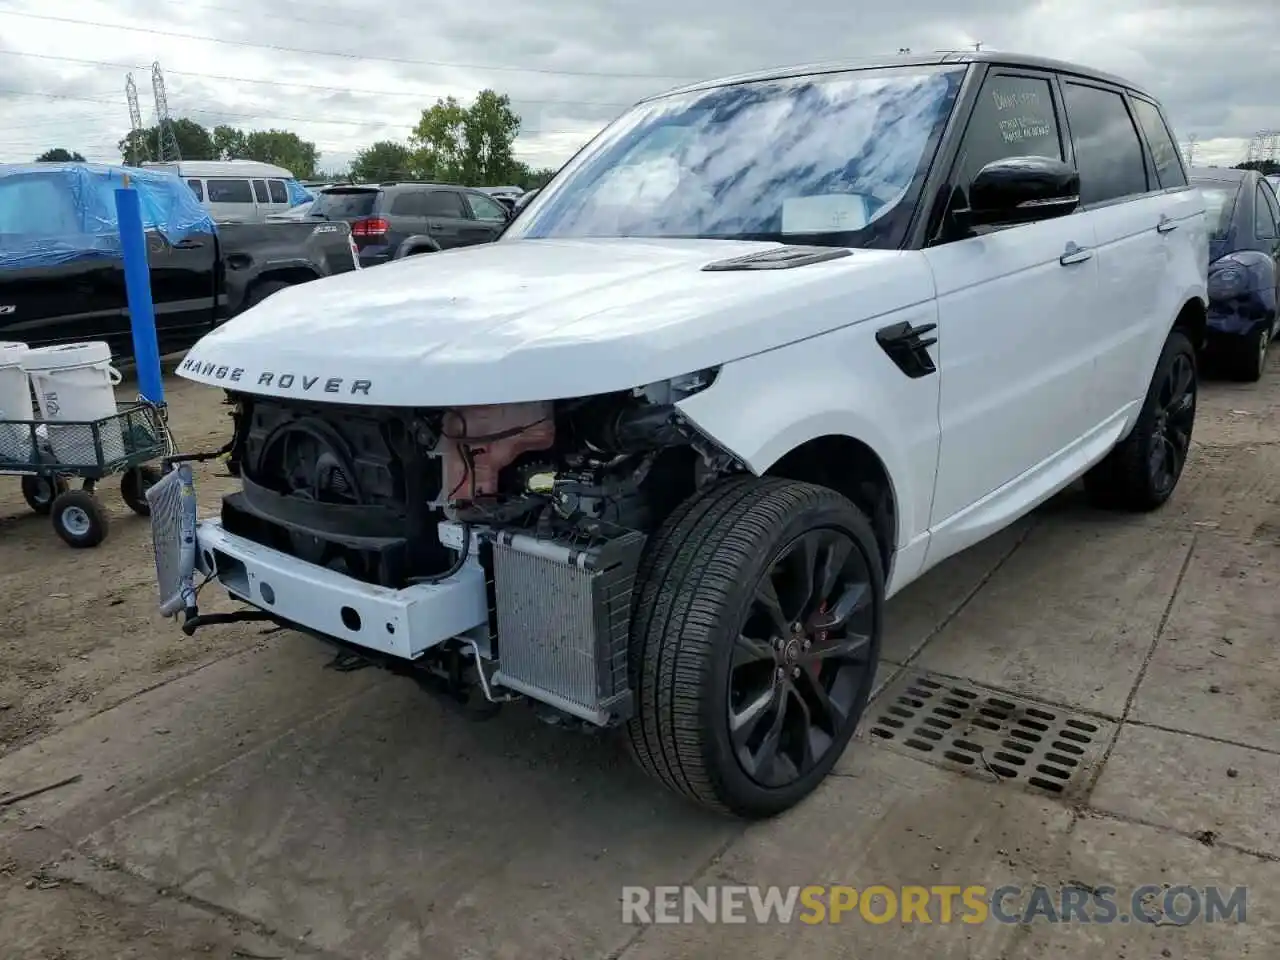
142, 160, 309, 222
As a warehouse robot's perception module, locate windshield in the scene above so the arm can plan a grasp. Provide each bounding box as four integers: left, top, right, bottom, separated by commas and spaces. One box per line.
1194, 181, 1239, 239
506, 65, 966, 249
311, 189, 377, 219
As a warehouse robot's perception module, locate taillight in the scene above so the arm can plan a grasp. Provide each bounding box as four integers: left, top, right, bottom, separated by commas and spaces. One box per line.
351, 217, 389, 237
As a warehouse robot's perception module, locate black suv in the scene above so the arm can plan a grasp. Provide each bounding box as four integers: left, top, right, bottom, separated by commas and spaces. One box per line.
308, 182, 511, 266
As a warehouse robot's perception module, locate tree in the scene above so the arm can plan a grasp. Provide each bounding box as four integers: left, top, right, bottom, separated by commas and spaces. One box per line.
350, 140, 415, 182
519, 165, 559, 189
206, 125, 318, 178
36, 148, 85, 163
211, 125, 248, 160
409, 89, 522, 185
1236, 159, 1280, 176
241, 129, 319, 179
118, 118, 216, 164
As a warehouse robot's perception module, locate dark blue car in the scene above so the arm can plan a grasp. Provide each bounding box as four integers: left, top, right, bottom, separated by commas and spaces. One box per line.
1190, 167, 1280, 381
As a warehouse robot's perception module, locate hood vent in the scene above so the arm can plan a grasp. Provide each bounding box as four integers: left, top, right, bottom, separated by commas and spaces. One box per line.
701, 245, 852, 272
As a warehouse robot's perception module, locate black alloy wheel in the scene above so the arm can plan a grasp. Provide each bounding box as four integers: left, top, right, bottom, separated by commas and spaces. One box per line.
625, 477, 885, 818
1082, 328, 1197, 512
1147, 349, 1196, 500
729, 528, 875, 788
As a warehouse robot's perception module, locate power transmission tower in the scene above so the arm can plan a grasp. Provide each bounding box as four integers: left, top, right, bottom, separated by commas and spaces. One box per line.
151, 61, 182, 162
1183, 133, 1197, 166
125, 72, 149, 165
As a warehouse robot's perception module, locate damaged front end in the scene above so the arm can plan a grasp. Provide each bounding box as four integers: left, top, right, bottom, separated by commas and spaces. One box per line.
149, 370, 741, 726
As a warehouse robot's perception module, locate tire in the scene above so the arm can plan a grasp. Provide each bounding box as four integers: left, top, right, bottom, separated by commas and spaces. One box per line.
120, 465, 163, 516
21, 474, 70, 515
1084, 329, 1197, 512
245, 279, 291, 309
1227, 324, 1269, 383
625, 476, 884, 819
50, 489, 110, 548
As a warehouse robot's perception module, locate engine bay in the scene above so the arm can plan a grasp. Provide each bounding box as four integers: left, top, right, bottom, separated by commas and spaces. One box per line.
220, 370, 733, 591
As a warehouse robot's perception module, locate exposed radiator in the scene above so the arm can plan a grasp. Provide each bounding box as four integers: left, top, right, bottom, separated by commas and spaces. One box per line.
147, 463, 198, 618
490, 529, 646, 726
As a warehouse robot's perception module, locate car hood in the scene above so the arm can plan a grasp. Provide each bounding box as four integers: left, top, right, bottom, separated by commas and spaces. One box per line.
179, 237, 933, 406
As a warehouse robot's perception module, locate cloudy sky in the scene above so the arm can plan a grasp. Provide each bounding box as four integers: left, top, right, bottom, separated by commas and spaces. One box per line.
0, 0, 1273, 173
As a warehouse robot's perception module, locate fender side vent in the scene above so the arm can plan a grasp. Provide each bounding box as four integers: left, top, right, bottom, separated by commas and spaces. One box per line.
701, 245, 852, 271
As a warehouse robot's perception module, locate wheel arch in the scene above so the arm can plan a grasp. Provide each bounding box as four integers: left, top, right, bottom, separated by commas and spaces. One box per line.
253, 265, 320, 288
394, 235, 441, 258
762, 434, 898, 574
1172, 294, 1208, 355
677, 398, 921, 571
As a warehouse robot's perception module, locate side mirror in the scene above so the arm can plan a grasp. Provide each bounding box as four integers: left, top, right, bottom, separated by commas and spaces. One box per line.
964, 156, 1080, 228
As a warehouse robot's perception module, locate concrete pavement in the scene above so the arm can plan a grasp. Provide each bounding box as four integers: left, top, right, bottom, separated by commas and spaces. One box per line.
2, 361, 1277, 959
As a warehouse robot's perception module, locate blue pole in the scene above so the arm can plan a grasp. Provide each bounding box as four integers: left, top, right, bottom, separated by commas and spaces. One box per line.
114, 180, 165, 405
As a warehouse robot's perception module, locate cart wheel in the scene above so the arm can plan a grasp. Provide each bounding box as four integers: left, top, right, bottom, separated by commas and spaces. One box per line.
51, 489, 110, 549
121, 465, 163, 516
21, 475, 70, 515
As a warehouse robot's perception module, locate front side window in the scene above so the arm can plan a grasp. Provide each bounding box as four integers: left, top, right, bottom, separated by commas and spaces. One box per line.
267, 179, 288, 203
1061, 83, 1149, 205
1255, 183, 1278, 240
0, 174, 82, 234
951, 73, 1063, 196
1194, 181, 1239, 240
467, 193, 509, 221
1130, 97, 1187, 189
186, 179, 204, 201
1262, 181, 1280, 234
506, 64, 967, 249
206, 179, 254, 203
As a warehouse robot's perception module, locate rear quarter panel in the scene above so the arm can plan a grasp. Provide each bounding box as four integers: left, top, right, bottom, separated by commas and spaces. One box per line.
217, 220, 356, 314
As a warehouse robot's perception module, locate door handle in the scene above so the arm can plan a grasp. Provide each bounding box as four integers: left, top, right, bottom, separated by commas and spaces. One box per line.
1156, 215, 1178, 234
172, 239, 204, 249
1059, 242, 1093, 266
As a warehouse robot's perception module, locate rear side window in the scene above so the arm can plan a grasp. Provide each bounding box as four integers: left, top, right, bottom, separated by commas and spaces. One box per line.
1061, 83, 1149, 205
1255, 183, 1279, 240
186, 179, 204, 201
267, 179, 288, 203
422, 190, 467, 217
389, 192, 426, 216
952, 74, 1063, 192
251, 179, 269, 203
311, 189, 378, 218
206, 179, 254, 203
1130, 98, 1187, 189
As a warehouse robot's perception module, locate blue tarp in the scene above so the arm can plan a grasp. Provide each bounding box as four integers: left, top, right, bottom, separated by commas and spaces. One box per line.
285, 178, 314, 206
0, 161, 217, 271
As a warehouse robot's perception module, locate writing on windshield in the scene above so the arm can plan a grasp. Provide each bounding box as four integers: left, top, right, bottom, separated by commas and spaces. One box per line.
507, 65, 966, 249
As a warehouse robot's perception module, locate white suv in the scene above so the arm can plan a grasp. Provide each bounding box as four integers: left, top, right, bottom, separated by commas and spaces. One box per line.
154, 52, 1207, 819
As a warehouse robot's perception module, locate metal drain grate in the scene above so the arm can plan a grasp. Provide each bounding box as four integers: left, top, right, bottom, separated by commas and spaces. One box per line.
863, 671, 1114, 798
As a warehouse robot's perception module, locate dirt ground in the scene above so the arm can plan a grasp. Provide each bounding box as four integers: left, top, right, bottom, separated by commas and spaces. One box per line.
0, 354, 1277, 960
0, 367, 248, 759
